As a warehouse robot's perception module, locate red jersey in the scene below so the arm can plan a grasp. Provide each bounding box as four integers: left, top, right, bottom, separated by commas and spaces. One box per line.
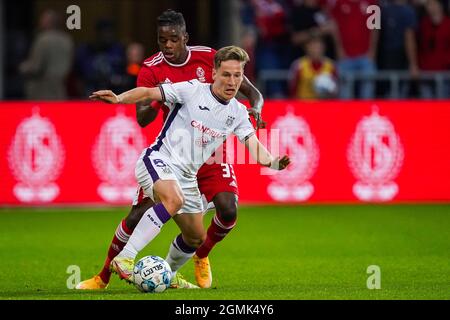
418, 16, 450, 71
137, 46, 216, 118
327, 0, 377, 58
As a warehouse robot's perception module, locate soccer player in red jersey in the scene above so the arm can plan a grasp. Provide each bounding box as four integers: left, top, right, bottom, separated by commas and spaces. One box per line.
77, 9, 264, 290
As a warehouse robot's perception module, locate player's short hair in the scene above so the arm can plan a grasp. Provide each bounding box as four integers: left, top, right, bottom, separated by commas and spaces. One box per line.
157, 9, 186, 31
214, 46, 250, 69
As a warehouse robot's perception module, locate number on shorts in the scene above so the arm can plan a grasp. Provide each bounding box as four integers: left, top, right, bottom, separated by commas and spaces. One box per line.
153, 159, 166, 167
221, 163, 236, 180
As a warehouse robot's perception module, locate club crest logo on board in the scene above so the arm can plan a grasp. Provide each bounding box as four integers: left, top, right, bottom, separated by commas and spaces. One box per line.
347, 107, 404, 201
92, 110, 146, 202
8, 108, 65, 203
262, 108, 319, 201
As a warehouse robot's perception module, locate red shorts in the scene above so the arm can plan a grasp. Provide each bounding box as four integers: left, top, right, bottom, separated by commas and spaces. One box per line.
197, 162, 239, 202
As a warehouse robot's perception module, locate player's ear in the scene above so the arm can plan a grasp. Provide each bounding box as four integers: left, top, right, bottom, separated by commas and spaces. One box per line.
183, 32, 189, 45
212, 68, 217, 80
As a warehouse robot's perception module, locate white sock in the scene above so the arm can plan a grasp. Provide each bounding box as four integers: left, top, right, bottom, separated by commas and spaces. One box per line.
165, 234, 196, 274
120, 203, 171, 259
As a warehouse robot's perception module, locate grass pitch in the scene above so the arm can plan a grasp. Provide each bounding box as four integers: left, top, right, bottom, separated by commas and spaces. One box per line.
0, 205, 449, 300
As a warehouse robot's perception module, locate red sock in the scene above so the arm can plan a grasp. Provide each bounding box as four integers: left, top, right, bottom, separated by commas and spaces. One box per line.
195, 213, 236, 259
98, 219, 132, 283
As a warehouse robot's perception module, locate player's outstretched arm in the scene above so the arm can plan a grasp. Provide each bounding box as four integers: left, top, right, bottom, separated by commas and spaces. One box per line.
89, 87, 163, 104
239, 76, 266, 129
244, 135, 290, 170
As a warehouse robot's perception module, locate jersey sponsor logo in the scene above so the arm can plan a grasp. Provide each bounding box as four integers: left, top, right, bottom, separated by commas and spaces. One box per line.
198, 105, 210, 111
191, 120, 222, 138
196, 66, 206, 82
8, 108, 65, 202
262, 108, 319, 201
92, 110, 147, 202
348, 108, 404, 201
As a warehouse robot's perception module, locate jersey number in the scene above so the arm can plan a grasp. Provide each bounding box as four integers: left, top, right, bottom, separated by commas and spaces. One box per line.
153, 159, 166, 167
221, 163, 236, 180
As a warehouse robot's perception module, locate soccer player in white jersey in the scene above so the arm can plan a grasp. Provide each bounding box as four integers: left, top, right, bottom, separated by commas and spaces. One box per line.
90, 46, 290, 283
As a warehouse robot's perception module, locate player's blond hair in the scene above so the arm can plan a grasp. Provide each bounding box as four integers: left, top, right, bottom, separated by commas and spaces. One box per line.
214, 46, 250, 69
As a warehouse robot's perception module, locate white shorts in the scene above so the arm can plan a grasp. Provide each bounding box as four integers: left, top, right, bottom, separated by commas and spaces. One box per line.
133, 148, 203, 214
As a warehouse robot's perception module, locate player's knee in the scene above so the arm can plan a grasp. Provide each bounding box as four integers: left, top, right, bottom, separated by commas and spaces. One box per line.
126, 198, 155, 229
214, 193, 238, 223
125, 210, 140, 230
216, 202, 237, 223
162, 194, 185, 215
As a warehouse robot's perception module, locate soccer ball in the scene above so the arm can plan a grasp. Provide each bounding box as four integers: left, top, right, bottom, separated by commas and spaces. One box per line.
133, 255, 172, 293
313, 73, 337, 98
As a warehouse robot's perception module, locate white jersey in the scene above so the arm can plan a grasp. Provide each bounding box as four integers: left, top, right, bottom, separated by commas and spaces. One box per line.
149, 80, 255, 175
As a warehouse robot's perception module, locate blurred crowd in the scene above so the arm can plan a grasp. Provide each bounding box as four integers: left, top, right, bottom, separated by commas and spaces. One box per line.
15, 0, 450, 101
16, 9, 145, 101
241, 0, 450, 99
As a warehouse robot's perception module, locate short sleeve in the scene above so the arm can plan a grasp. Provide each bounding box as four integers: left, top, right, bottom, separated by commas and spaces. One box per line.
234, 107, 255, 143
136, 66, 158, 87
160, 80, 197, 105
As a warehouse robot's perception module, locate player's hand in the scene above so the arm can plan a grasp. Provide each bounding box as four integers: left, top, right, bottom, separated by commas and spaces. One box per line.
89, 90, 120, 104
248, 108, 267, 129
271, 155, 291, 170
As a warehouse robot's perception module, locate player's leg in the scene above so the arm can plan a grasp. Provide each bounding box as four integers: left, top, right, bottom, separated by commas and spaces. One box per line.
197, 191, 238, 258
110, 150, 183, 283
75, 188, 156, 290
125, 195, 155, 230
193, 163, 239, 288
163, 177, 205, 289
111, 179, 183, 282
97, 197, 155, 284
165, 212, 204, 289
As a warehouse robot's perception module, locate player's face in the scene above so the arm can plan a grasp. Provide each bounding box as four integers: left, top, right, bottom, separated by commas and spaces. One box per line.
157, 26, 189, 64
212, 60, 244, 101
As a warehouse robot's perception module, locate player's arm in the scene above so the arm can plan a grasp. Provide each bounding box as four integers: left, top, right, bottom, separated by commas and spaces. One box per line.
244, 135, 290, 170
135, 67, 162, 127
89, 86, 163, 104
239, 76, 266, 129
136, 98, 159, 127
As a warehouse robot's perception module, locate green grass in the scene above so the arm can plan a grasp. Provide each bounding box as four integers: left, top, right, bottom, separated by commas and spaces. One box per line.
0, 205, 449, 300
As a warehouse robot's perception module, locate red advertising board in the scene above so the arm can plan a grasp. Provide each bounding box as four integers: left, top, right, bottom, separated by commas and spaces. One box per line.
1, 100, 449, 205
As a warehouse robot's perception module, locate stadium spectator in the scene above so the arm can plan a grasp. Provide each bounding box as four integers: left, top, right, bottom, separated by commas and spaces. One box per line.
326, 0, 378, 100
19, 9, 74, 100
378, 0, 419, 98
121, 42, 145, 91
289, 0, 335, 60
418, 0, 450, 98
288, 35, 337, 99
245, 0, 291, 97
74, 19, 126, 97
